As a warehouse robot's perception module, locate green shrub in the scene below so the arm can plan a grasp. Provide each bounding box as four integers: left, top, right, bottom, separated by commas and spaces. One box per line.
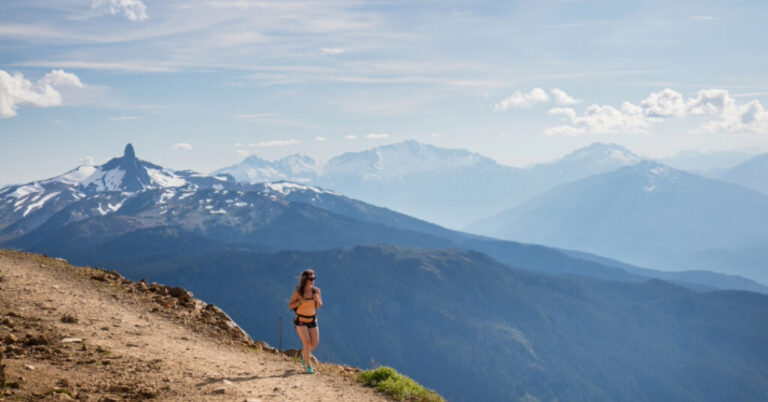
358, 366, 444, 402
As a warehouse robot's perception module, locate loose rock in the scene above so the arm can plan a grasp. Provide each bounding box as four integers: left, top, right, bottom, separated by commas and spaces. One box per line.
61, 315, 78, 324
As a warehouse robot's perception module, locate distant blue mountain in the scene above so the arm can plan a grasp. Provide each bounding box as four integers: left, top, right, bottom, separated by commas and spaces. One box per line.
659, 149, 756, 178
212, 153, 319, 184
212, 141, 642, 228
720, 152, 768, 196
468, 161, 768, 284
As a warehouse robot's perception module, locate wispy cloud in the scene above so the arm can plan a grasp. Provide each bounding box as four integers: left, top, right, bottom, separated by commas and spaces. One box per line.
321, 47, 345, 55
551, 88, 579, 105
345, 135, 358, 140
0, 69, 83, 118
365, 133, 389, 139
92, 0, 148, 22
316, 137, 327, 142
233, 113, 276, 120
494, 88, 580, 111
171, 142, 192, 151
251, 139, 301, 147
236, 149, 249, 157
14, 60, 178, 73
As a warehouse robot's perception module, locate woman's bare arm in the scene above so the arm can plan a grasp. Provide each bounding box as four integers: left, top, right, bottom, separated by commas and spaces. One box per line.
313, 287, 323, 309
288, 290, 301, 310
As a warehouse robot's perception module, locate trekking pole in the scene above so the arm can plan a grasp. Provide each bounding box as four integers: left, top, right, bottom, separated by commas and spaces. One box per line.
278, 315, 283, 352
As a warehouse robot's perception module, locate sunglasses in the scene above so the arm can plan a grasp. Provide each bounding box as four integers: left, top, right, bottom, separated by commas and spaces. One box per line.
307, 276, 316, 281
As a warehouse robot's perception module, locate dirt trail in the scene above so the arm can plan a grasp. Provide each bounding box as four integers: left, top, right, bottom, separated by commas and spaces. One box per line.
0, 250, 388, 401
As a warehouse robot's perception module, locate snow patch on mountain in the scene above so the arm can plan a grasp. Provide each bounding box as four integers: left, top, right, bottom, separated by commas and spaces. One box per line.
23, 192, 60, 217
52, 166, 99, 186
147, 168, 186, 188
10, 183, 44, 199
263, 182, 338, 196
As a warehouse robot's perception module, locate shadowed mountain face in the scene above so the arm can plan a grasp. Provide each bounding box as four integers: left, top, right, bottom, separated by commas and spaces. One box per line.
105, 245, 768, 402
0, 143, 230, 242
468, 161, 768, 284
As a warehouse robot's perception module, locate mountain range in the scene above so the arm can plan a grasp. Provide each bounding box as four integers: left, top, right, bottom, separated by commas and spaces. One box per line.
468, 161, 768, 284
215, 141, 643, 228
3, 144, 763, 293
658, 149, 758, 178
3, 144, 768, 401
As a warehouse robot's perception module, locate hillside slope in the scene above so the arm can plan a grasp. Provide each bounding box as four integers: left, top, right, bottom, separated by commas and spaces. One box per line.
0, 250, 389, 401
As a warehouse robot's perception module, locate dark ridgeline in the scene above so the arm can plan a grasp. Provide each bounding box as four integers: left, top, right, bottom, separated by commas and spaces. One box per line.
61, 243, 768, 402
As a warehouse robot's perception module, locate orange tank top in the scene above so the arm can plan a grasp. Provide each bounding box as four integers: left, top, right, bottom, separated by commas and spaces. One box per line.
296, 290, 316, 318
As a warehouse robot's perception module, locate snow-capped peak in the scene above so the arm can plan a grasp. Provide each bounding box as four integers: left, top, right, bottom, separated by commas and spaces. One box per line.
43, 143, 187, 193
562, 143, 641, 165
212, 153, 319, 184
322, 140, 498, 178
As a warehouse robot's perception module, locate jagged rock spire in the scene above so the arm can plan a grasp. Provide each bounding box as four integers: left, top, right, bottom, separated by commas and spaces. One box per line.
124, 143, 136, 159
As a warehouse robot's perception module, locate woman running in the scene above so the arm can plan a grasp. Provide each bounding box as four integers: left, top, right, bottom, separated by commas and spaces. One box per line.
289, 269, 323, 374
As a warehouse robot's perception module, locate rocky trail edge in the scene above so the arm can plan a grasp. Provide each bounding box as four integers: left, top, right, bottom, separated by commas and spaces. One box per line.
0, 250, 388, 401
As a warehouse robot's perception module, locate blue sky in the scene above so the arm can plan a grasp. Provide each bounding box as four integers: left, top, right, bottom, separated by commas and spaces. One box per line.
1, 0, 767, 186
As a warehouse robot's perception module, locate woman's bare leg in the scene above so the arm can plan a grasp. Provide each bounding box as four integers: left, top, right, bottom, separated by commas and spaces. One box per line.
308, 326, 320, 354
295, 325, 312, 368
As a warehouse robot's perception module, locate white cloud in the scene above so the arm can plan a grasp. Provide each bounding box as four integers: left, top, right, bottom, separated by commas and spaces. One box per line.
546, 88, 768, 135
171, 143, 192, 151
551, 88, 579, 105
686, 89, 736, 116
545, 102, 649, 136
494, 88, 549, 110
79, 156, 95, 166
641, 88, 688, 117
253, 139, 301, 147
345, 135, 358, 140
92, 0, 148, 22
234, 142, 242, 147
696, 99, 768, 134
39, 70, 84, 88
316, 137, 327, 142
236, 149, 250, 157
321, 48, 345, 55
365, 133, 389, 139
0, 69, 83, 118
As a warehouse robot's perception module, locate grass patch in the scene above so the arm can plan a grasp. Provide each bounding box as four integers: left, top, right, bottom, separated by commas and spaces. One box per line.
357, 366, 444, 402
239, 344, 261, 353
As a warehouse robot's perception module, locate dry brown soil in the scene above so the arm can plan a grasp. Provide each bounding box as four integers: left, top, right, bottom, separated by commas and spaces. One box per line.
0, 250, 389, 401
